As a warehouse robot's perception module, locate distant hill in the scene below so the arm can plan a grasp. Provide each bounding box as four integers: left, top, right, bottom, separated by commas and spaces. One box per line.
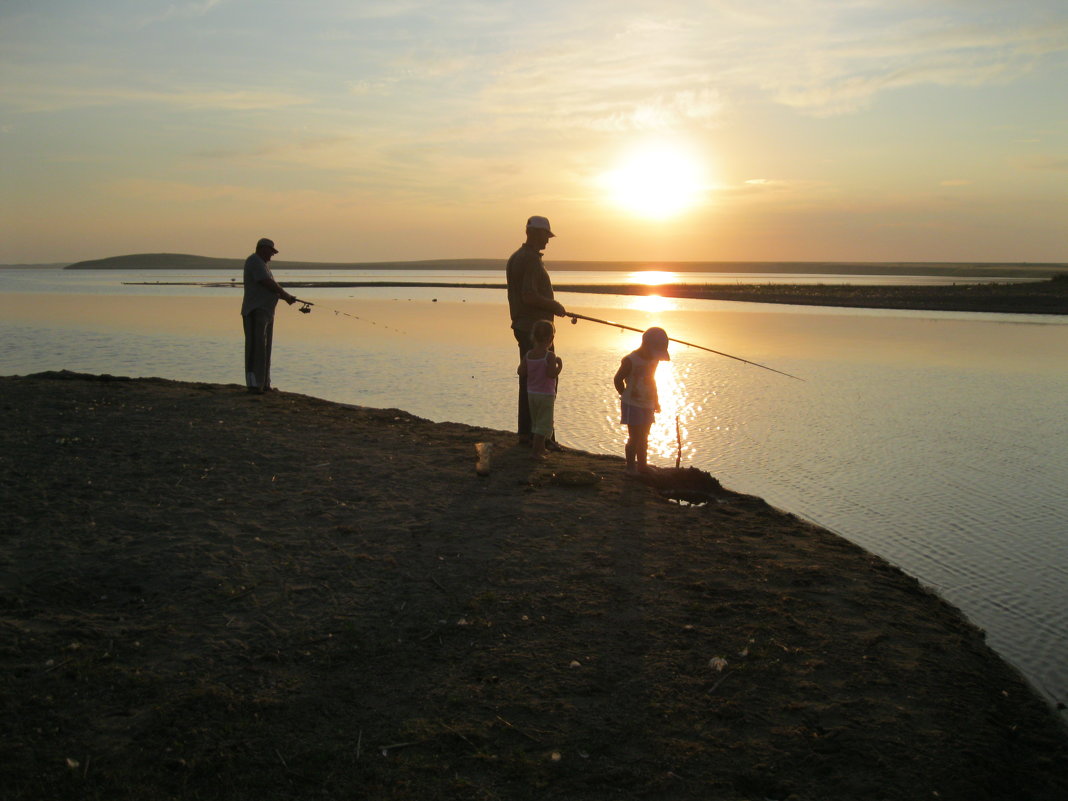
66, 253, 242, 270
64, 253, 504, 271
0, 263, 71, 269
63, 252, 1067, 277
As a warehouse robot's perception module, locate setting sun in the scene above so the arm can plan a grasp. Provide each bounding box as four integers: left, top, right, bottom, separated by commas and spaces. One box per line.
600, 143, 708, 220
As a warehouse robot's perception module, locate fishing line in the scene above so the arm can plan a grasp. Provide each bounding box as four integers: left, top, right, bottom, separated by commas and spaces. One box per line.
291, 299, 407, 334
566, 312, 804, 382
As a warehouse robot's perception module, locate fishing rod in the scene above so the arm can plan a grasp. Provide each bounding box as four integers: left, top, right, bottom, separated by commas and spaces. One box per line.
565, 312, 805, 382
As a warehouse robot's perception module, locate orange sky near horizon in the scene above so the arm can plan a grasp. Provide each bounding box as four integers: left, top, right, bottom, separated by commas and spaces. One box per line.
1, 1, 1066, 265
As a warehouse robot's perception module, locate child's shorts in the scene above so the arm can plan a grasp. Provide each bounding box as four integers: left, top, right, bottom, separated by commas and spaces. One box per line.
620, 401, 655, 428
528, 392, 556, 437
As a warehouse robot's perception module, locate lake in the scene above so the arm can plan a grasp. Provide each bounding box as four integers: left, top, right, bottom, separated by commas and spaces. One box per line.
2, 267, 1066, 708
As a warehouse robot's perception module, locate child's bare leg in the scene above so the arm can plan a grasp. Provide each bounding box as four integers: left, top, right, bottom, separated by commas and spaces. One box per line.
633, 424, 651, 472
625, 428, 639, 473
532, 433, 547, 458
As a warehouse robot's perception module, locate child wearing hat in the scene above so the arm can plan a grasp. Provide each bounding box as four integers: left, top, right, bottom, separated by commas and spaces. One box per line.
613, 327, 670, 475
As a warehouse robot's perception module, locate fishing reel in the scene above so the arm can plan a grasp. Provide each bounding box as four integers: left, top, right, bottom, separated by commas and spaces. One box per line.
298, 300, 313, 314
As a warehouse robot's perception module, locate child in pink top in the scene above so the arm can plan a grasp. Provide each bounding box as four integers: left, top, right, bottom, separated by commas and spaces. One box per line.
613, 327, 670, 474
517, 319, 563, 459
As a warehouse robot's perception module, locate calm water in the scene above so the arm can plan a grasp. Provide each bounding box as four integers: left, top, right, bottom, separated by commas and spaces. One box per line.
2, 268, 1066, 707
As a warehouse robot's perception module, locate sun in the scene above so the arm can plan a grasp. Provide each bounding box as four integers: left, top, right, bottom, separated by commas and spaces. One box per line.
600, 142, 707, 220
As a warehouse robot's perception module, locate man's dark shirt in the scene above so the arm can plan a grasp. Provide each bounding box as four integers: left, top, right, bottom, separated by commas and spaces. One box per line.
506, 243, 555, 333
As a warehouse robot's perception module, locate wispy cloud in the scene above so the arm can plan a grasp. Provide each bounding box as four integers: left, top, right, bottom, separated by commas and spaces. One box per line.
1018, 156, 1068, 172
0, 82, 310, 114
753, 19, 1068, 115
481, 4, 1068, 125
138, 0, 228, 27
483, 20, 727, 133
725, 178, 833, 199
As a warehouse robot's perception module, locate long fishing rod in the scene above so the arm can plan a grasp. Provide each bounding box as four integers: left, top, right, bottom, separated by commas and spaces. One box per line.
566, 312, 805, 382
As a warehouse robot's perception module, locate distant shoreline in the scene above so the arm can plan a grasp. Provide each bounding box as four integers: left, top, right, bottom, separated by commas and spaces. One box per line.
125, 275, 1068, 315
24, 251, 1067, 278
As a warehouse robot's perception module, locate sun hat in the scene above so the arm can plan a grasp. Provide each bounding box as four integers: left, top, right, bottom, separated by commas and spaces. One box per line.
642, 326, 671, 360
526, 216, 555, 237
256, 237, 279, 254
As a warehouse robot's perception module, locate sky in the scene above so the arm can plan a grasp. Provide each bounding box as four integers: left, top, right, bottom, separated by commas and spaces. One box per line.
1, 0, 1066, 264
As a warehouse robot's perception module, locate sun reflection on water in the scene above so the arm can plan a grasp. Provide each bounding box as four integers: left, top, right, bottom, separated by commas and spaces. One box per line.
645, 360, 685, 463
594, 320, 713, 467
624, 294, 679, 314
628, 270, 679, 285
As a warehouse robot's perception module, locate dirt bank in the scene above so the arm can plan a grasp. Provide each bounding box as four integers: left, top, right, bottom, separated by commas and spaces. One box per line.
1, 372, 1065, 800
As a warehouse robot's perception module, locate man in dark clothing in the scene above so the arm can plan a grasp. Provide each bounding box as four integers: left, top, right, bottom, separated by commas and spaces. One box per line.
241, 237, 296, 393
506, 216, 567, 443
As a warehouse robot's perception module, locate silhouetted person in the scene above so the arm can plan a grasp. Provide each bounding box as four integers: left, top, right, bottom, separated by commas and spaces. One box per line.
506, 216, 567, 444
241, 237, 296, 393
614, 327, 670, 474
517, 319, 563, 459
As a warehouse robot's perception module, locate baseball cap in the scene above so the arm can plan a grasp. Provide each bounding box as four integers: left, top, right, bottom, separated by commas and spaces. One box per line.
256, 238, 279, 254
642, 326, 671, 360
526, 216, 555, 237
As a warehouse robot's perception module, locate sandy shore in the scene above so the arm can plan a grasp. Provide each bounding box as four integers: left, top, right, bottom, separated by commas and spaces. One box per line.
2, 372, 1065, 800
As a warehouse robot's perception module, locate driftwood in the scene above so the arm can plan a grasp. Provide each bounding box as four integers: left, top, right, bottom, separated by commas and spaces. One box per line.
475, 441, 493, 476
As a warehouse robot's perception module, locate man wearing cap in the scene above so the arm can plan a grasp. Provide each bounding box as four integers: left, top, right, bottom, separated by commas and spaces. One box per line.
241, 237, 296, 394
506, 216, 567, 444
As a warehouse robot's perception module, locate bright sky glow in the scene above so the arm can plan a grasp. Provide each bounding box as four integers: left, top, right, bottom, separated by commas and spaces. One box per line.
1, 1, 1067, 263
601, 143, 708, 219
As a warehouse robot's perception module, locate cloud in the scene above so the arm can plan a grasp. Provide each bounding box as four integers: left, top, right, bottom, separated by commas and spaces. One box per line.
755, 18, 1068, 115
1018, 156, 1068, 172
105, 177, 252, 203
0, 82, 311, 114
717, 178, 832, 200
743, 179, 789, 189
564, 88, 724, 133
138, 0, 227, 27
483, 19, 727, 133
478, 2, 1068, 134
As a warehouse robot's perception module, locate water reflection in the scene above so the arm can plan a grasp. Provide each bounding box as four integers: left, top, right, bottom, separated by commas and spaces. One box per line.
648, 360, 682, 461
628, 270, 678, 285
643, 360, 704, 465
624, 294, 679, 314
4, 274, 1068, 706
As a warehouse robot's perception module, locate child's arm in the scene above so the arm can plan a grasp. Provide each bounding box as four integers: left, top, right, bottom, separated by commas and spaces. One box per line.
549, 354, 563, 378
517, 358, 527, 378
613, 357, 630, 394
